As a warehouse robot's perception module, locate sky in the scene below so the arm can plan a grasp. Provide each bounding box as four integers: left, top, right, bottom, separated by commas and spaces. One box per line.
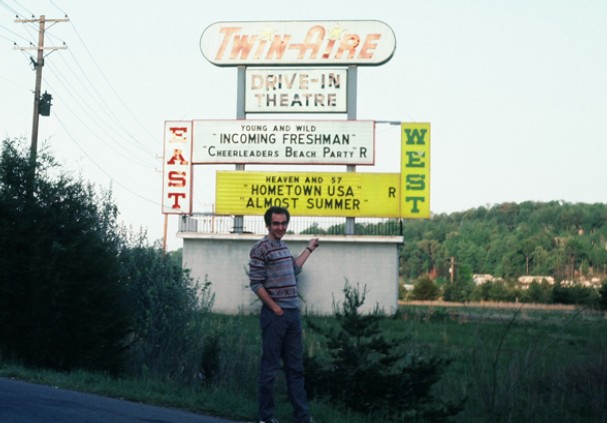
1, 0, 606, 251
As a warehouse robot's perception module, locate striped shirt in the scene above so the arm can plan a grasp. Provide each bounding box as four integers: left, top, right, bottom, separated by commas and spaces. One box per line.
249, 236, 302, 309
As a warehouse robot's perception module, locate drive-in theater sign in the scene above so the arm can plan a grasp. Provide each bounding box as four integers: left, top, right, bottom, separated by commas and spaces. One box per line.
162, 20, 430, 220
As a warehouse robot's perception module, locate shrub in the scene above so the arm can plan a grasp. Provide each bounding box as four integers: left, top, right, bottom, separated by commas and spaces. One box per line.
552, 284, 599, 307
411, 276, 440, 301
119, 243, 215, 380
0, 139, 127, 373
305, 282, 462, 421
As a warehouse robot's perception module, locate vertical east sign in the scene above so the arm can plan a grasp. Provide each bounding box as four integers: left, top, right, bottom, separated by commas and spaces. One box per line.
200, 20, 396, 66
162, 121, 193, 214
401, 123, 430, 219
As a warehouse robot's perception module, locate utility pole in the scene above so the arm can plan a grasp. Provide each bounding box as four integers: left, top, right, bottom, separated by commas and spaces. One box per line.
14, 15, 68, 162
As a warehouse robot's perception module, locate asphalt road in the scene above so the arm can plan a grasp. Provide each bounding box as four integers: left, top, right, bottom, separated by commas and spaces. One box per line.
0, 377, 243, 423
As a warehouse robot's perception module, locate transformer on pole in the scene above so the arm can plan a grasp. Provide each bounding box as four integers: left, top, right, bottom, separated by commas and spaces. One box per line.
14, 15, 68, 161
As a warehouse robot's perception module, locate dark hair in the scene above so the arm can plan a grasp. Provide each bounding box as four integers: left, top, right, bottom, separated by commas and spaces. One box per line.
264, 206, 290, 226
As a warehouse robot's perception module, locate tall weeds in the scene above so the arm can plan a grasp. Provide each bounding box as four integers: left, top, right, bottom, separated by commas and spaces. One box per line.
457, 306, 604, 422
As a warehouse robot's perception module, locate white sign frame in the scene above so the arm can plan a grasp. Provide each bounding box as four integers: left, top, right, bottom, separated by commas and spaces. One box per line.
200, 20, 396, 66
192, 119, 375, 165
246, 68, 347, 113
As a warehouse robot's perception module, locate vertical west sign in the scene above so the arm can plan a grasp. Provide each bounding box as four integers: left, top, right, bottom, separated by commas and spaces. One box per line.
401, 123, 431, 219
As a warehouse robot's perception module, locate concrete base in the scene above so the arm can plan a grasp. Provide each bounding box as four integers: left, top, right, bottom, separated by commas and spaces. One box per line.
179, 233, 403, 315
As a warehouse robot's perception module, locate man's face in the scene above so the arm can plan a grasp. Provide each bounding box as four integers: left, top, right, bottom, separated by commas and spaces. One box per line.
267, 212, 289, 240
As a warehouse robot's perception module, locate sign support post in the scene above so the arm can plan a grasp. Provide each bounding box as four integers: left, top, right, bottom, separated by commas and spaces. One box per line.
234, 66, 246, 233
345, 65, 358, 235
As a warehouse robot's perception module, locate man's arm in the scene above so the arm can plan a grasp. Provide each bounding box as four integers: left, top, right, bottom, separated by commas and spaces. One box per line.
254, 286, 284, 315
295, 237, 320, 268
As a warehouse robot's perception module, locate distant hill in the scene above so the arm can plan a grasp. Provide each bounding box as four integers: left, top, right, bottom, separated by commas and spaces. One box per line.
398, 201, 607, 283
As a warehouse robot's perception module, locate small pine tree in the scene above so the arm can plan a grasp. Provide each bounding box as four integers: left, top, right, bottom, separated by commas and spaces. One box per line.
305, 282, 462, 422
411, 276, 440, 301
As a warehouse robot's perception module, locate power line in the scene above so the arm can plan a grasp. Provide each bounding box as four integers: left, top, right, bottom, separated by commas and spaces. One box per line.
42, 75, 157, 169
0, 0, 38, 37
60, 46, 158, 160
54, 111, 160, 207
67, 19, 160, 150
0, 22, 32, 43
44, 50, 158, 164
0, 0, 23, 17
48, 0, 67, 17
0, 71, 30, 90
11, 0, 35, 17
32, 20, 159, 163
0, 28, 15, 42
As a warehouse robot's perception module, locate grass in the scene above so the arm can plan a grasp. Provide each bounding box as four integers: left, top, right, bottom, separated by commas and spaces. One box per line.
1, 303, 606, 422
0, 362, 242, 419
396, 303, 607, 422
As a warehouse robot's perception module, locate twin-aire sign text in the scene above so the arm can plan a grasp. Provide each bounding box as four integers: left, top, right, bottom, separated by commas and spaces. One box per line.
200, 20, 396, 66
192, 119, 375, 165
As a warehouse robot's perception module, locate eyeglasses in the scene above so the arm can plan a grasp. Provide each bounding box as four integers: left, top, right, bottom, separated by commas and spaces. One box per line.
271, 221, 289, 227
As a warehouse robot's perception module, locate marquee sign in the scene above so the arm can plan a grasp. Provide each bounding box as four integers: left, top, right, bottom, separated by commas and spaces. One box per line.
200, 20, 396, 66
162, 121, 431, 218
162, 22, 436, 222
215, 171, 401, 217
401, 123, 431, 219
162, 121, 193, 214
191, 119, 375, 165
246, 68, 347, 113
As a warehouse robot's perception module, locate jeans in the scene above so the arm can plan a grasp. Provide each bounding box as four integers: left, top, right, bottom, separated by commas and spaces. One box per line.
258, 306, 310, 423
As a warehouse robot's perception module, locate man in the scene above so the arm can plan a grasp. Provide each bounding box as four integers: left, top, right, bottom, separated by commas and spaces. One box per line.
249, 206, 319, 423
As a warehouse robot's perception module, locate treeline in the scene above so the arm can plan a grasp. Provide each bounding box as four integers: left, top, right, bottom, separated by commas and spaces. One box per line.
313, 197, 607, 306
309, 201, 607, 283
0, 139, 213, 375
399, 202, 607, 282
399, 203, 607, 306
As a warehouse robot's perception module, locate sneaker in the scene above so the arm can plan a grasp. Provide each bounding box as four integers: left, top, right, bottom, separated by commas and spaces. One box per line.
259, 419, 279, 423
